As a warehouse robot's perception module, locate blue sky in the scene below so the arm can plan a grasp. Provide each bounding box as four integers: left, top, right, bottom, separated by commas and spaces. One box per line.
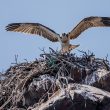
0, 0, 110, 72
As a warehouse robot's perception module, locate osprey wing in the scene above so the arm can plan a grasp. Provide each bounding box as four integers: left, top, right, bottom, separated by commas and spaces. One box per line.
68, 16, 110, 39
6, 23, 60, 42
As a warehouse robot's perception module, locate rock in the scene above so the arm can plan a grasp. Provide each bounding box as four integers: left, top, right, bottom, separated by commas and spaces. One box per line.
84, 68, 110, 92
22, 74, 57, 107
33, 83, 110, 110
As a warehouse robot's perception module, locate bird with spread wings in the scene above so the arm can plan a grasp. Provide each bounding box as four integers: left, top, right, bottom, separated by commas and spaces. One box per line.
6, 16, 110, 53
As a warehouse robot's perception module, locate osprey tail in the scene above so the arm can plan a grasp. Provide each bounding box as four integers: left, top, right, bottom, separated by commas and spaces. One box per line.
69, 44, 79, 51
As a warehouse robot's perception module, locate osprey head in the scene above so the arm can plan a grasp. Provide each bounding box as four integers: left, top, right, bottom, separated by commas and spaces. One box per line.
60, 33, 68, 39
62, 33, 67, 37
60, 33, 68, 43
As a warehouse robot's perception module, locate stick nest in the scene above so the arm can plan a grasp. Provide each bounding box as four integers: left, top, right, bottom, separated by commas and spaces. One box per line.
0, 48, 110, 110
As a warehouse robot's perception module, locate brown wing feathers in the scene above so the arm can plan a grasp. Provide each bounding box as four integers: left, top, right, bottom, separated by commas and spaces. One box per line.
6, 16, 110, 42
6, 23, 59, 42
101, 17, 110, 26
68, 17, 110, 40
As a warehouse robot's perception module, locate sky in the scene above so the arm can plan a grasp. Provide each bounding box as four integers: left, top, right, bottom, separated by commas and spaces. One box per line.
0, 0, 110, 72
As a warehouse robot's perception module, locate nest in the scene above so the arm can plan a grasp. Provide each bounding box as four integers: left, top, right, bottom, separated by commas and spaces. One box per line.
0, 48, 110, 110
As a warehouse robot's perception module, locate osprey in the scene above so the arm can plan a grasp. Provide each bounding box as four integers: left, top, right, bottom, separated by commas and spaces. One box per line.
6, 16, 110, 53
